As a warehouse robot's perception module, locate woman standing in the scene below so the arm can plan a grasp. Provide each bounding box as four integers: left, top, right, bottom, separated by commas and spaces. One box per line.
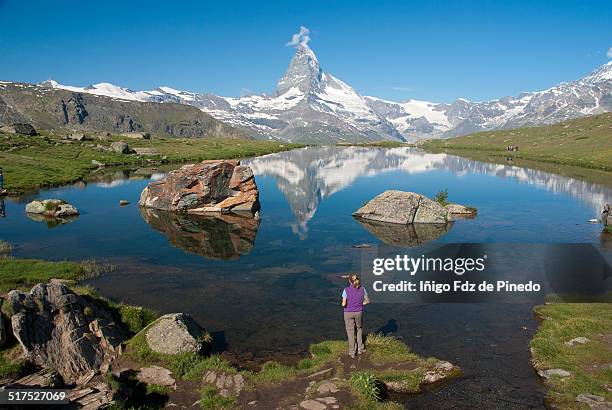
0, 167, 5, 195
341, 273, 370, 358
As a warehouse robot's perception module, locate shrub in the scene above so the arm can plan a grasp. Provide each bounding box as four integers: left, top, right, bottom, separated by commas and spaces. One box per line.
350, 371, 382, 402
78, 259, 116, 280
434, 189, 449, 206
0, 240, 12, 257
118, 305, 158, 334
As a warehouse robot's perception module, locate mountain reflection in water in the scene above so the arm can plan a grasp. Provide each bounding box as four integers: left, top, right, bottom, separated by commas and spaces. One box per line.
247, 146, 611, 238
140, 208, 259, 260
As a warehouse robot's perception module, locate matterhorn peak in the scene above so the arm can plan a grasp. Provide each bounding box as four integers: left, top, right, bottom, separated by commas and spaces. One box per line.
276, 42, 324, 96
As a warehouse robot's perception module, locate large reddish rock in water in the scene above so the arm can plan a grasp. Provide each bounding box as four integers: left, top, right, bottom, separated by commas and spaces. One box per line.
138, 160, 260, 213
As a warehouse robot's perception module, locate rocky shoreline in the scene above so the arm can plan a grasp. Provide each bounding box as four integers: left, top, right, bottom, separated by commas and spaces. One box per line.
0, 279, 462, 409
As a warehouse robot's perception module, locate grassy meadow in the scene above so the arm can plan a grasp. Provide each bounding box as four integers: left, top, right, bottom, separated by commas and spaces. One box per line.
423, 113, 612, 174
0, 130, 302, 194
531, 303, 612, 408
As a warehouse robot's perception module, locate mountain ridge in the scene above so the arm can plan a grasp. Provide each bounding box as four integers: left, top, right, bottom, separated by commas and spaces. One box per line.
0, 81, 247, 139
5, 46, 612, 143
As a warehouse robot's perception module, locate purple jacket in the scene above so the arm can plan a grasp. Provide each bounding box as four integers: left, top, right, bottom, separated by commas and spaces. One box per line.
343, 286, 367, 313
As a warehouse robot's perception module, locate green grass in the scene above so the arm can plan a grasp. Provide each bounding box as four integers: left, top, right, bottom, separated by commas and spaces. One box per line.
182, 355, 236, 380
350, 371, 383, 401
297, 339, 347, 371
199, 386, 237, 410
365, 333, 420, 365
245, 361, 297, 385
0, 130, 302, 194
0, 257, 120, 294
373, 368, 425, 394
0, 345, 27, 380
146, 384, 171, 395
0, 258, 83, 294
531, 303, 612, 409
423, 113, 612, 174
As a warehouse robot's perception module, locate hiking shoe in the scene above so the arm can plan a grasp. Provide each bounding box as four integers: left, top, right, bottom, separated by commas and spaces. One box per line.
349, 354, 356, 359
358, 349, 366, 355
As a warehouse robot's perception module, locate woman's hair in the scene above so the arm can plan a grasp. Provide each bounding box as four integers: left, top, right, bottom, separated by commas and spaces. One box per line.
348, 273, 361, 288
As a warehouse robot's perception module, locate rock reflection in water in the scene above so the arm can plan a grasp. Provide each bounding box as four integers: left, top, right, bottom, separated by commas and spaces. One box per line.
140, 208, 259, 260
354, 218, 452, 247
25, 213, 79, 228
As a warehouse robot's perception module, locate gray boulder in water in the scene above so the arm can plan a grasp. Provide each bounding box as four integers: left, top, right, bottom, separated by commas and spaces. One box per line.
7, 281, 126, 385
353, 190, 448, 224
25, 199, 79, 217
145, 313, 208, 355
353, 190, 476, 224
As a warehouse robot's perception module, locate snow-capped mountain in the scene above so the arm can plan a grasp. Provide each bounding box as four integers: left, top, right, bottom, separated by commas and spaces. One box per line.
41, 45, 403, 143
365, 61, 612, 138
40, 46, 612, 142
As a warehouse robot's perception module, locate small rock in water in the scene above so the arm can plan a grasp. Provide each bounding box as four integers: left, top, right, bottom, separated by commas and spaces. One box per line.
565, 337, 590, 346
352, 243, 372, 248
119, 200, 130, 206
25, 199, 79, 217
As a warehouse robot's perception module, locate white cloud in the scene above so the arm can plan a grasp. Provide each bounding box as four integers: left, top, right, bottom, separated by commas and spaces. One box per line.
286, 26, 311, 47
607, 47, 612, 59
391, 86, 414, 92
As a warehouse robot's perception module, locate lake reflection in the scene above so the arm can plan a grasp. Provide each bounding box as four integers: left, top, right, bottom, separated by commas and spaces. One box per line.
2, 146, 611, 409
140, 208, 259, 260
247, 146, 611, 239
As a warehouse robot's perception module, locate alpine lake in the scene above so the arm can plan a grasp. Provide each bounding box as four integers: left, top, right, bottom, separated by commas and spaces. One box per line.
2, 146, 611, 408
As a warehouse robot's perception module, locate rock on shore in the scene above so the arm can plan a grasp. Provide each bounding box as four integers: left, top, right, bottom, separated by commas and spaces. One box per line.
0, 123, 37, 136
6, 281, 126, 385
138, 160, 260, 214
25, 199, 79, 217
145, 313, 208, 355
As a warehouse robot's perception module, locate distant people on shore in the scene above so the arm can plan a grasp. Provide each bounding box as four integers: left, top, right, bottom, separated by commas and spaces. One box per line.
341, 273, 369, 358
0, 167, 5, 195
505, 145, 519, 151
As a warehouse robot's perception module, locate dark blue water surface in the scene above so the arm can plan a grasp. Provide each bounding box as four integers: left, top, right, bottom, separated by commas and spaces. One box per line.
1, 147, 611, 408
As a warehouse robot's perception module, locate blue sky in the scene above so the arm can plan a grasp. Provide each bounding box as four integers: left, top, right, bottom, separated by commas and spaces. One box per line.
0, 0, 610, 102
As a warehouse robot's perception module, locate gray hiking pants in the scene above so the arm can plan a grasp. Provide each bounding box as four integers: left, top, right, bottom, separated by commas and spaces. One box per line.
344, 311, 364, 356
